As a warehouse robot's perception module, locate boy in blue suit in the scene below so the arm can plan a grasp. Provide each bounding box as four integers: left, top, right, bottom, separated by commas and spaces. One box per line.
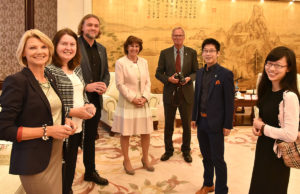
192, 38, 234, 194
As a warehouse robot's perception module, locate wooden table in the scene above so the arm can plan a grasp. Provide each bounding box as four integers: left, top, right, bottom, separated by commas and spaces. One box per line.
233, 98, 257, 126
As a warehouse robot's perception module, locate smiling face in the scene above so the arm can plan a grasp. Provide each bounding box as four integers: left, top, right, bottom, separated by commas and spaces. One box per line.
56, 34, 77, 65
202, 44, 219, 67
22, 37, 49, 68
172, 28, 185, 49
81, 17, 100, 40
127, 43, 140, 58
265, 57, 289, 85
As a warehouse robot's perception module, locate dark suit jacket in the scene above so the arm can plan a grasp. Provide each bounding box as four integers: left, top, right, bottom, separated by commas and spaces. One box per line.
155, 46, 198, 104
192, 64, 234, 132
78, 36, 110, 108
0, 68, 65, 175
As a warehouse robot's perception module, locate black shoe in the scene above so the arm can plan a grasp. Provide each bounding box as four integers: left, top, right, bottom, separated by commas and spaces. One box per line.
160, 152, 173, 161
84, 171, 109, 185
183, 153, 192, 163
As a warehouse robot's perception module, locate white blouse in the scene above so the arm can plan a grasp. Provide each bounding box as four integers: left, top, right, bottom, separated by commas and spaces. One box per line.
67, 73, 85, 133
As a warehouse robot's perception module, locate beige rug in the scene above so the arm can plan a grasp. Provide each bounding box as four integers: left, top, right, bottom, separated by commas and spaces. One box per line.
72, 126, 300, 194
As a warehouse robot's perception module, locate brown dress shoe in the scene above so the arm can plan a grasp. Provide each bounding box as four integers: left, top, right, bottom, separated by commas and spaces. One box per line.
195, 185, 215, 194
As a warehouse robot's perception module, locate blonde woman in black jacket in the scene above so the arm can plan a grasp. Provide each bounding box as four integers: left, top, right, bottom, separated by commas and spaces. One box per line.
0, 29, 76, 194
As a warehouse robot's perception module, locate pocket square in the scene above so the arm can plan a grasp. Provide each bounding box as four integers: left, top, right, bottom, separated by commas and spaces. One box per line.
215, 80, 221, 85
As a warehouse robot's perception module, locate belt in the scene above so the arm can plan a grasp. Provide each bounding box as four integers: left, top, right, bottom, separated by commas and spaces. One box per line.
200, 112, 207, 117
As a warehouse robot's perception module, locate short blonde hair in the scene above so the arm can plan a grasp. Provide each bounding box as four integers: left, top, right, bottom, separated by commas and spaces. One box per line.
16, 29, 54, 67
171, 27, 185, 36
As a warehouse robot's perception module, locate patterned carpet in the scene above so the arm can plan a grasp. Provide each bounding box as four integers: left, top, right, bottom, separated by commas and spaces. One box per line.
72, 125, 300, 194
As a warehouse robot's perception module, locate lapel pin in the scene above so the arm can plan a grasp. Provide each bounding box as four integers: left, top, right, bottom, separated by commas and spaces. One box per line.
215, 74, 218, 78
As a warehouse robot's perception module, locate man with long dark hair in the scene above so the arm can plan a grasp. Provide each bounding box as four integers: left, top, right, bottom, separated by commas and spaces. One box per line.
77, 14, 110, 186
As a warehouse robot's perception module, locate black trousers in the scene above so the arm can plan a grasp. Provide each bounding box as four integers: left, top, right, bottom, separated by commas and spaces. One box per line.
83, 96, 101, 174
63, 132, 82, 194
163, 100, 192, 154
197, 117, 228, 194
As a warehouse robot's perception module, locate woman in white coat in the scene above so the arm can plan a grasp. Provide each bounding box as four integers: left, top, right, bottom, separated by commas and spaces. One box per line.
112, 36, 154, 175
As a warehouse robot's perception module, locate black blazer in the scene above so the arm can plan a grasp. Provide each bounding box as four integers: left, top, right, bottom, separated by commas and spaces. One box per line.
78, 36, 110, 108
0, 68, 65, 175
192, 64, 234, 132
155, 46, 198, 104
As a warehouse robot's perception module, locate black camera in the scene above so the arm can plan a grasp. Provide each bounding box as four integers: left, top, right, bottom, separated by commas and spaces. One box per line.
174, 72, 186, 84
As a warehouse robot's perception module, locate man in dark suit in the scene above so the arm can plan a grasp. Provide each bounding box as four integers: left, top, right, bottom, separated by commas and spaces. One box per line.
77, 14, 110, 186
156, 27, 198, 163
192, 38, 234, 194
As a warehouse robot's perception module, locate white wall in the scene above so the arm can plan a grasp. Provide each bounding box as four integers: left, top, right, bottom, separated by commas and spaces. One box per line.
57, 0, 92, 32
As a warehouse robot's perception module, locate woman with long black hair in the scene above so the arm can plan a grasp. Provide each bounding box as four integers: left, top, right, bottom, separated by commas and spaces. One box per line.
249, 46, 300, 194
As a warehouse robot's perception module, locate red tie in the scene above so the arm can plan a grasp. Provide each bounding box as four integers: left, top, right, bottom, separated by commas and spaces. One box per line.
175, 49, 181, 73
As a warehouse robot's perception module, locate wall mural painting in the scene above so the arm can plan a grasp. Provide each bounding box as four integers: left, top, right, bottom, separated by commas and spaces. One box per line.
93, 0, 300, 93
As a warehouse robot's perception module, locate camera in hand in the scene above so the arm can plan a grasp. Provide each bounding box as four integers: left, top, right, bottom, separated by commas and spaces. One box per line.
174, 72, 186, 84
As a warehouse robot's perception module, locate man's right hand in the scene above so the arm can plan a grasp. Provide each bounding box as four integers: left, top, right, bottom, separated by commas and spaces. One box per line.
168, 73, 179, 84
191, 121, 197, 129
85, 82, 107, 94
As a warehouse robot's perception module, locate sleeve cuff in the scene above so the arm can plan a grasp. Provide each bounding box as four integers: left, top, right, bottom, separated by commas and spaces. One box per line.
17, 126, 23, 142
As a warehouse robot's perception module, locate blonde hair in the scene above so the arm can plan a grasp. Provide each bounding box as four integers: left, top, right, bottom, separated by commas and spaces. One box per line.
171, 27, 185, 36
16, 29, 54, 67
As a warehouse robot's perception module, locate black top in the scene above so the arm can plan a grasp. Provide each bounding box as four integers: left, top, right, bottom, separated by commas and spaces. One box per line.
81, 37, 101, 82
249, 88, 289, 194
259, 88, 284, 128
200, 63, 219, 113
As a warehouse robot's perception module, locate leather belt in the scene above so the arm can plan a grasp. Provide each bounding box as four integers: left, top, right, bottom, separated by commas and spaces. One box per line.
200, 112, 207, 117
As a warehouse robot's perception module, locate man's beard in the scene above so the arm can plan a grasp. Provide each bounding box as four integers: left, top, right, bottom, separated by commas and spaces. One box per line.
85, 32, 97, 39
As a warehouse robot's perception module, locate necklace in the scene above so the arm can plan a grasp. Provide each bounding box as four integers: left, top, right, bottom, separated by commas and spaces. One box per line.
39, 79, 51, 96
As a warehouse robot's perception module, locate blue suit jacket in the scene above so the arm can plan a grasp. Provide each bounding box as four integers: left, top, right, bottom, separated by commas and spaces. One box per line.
192, 64, 234, 132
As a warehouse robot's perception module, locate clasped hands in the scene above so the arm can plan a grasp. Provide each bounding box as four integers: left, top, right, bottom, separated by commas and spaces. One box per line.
252, 118, 265, 136
132, 97, 147, 108
85, 82, 107, 95
168, 73, 191, 85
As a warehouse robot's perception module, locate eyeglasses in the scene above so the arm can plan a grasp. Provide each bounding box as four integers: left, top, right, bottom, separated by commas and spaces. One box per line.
265, 62, 287, 70
202, 50, 217, 54
172, 34, 184, 38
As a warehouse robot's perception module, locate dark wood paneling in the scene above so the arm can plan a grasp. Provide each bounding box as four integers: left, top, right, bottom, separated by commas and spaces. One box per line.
25, 0, 34, 30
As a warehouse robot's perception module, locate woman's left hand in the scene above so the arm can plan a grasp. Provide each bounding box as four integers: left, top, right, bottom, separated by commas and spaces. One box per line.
132, 97, 146, 107
65, 118, 77, 134
85, 103, 96, 116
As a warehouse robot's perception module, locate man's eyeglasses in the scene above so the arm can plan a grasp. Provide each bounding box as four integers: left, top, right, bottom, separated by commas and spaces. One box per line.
172, 35, 184, 38
202, 50, 217, 54
265, 62, 287, 69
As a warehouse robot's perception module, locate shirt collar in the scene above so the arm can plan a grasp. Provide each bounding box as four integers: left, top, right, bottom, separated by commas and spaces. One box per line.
81, 36, 97, 48
204, 63, 218, 72
173, 46, 184, 54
